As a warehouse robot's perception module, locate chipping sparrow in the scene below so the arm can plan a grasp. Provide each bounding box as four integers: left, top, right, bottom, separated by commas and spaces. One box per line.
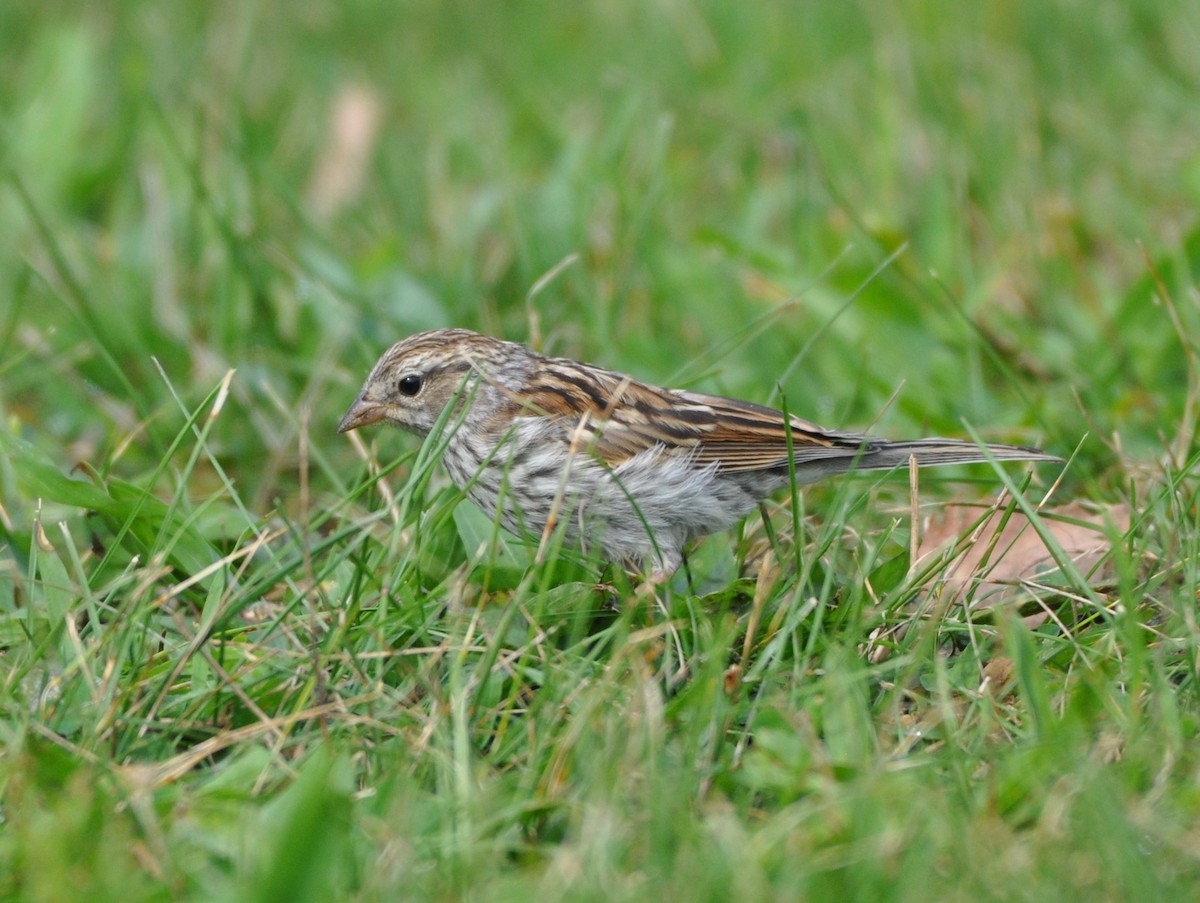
340, 329, 1058, 579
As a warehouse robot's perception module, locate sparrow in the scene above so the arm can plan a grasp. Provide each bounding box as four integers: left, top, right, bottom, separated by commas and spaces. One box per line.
339, 328, 1058, 579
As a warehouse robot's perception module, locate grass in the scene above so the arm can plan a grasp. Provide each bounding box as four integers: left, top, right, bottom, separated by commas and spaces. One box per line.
3, 0, 1200, 899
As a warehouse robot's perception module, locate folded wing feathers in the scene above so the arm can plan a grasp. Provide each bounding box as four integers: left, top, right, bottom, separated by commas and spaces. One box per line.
569, 382, 1057, 473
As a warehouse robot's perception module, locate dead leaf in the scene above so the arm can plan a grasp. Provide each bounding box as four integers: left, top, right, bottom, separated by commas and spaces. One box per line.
979, 656, 1013, 695
916, 500, 1129, 621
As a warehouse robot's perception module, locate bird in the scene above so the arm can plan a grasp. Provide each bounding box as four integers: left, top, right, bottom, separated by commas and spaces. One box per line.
339, 328, 1059, 580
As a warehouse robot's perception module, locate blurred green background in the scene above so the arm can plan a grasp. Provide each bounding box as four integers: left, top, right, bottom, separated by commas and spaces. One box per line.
6, 0, 1197, 488
3, 1, 1200, 899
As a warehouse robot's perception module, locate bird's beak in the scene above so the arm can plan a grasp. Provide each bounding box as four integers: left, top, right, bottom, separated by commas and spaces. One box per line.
338, 395, 387, 433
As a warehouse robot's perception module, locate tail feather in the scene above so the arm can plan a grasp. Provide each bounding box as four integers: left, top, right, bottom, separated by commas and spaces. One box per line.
855, 438, 1061, 472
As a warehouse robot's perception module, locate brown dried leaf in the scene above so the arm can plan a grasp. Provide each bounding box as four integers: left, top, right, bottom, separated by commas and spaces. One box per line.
916, 500, 1129, 618
979, 656, 1014, 695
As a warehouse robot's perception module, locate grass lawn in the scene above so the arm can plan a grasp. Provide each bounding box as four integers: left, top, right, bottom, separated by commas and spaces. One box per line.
3, 1, 1200, 899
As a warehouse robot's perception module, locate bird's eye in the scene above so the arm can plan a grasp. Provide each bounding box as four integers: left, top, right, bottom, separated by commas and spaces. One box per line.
398, 374, 423, 397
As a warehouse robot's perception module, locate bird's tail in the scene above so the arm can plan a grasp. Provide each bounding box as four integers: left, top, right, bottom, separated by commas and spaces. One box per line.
855, 438, 1061, 473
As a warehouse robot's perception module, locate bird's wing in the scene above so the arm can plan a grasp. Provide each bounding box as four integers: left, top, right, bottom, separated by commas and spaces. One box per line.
661, 390, 873, 472
517, 358, 869, 472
